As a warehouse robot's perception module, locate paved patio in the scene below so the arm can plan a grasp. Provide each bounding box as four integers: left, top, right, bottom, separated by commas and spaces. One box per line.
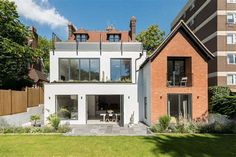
64, 123, 152, 136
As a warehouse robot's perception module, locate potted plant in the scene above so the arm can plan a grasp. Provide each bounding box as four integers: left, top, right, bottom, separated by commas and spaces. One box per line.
30, 115, 41, 127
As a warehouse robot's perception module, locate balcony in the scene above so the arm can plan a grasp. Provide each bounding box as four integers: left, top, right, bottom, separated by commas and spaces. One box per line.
167, 57, 192, 87
167, 72, 193, 87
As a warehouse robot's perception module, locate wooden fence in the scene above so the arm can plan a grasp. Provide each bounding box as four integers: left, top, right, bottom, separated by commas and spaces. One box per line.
0, 87, 44, 116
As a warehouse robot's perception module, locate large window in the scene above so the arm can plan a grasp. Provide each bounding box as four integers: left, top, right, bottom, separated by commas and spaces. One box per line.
76, 34, 88, 42
168, 94, 192, 120
108, 34, 121, 42
111, 59, 131, 82
59, 58, 100, 81
227, 74, 236, 85
56, 95, 78, 120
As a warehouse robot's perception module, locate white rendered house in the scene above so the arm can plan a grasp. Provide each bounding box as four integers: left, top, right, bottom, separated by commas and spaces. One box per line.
44, 17, 147, 126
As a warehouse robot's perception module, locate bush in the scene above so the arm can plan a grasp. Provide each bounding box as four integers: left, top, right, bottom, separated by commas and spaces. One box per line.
0, 125, 71, 134
159, 115, 171, 132
30, 115, 41, 127
151, 115, 171, 132
47, 114, 60, 130
209, 86, 236, 118
199, 121, 236, 134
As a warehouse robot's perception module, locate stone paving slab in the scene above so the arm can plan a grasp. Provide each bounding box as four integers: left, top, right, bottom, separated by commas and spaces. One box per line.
64, 123, 152, 136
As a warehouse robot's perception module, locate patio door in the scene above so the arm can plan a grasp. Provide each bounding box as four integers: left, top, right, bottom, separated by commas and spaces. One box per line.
119, 95, 124, 127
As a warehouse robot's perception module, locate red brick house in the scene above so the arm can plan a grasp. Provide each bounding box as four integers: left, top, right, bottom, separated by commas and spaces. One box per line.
138, 21, 214, 125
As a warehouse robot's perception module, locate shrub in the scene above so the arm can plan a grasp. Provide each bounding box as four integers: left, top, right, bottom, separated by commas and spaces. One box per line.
159, 115, 171, 132
57, 125, 71, 133
199, 121, 236, 134
30, 115, 41, 127
47, 114, 60, 130
209, 86, 236, 118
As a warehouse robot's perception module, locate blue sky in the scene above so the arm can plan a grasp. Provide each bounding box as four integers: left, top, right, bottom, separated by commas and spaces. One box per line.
16, 0, 188, 40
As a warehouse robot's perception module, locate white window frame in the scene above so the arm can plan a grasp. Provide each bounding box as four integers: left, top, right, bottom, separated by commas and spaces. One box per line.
190, 19, 195, 26
227, 34, 236, 44
227, 0, 236, 3
189, 1, 195, 11
227, 54, 236, 64
227, 74, 236, 85
227, 13, 236, 24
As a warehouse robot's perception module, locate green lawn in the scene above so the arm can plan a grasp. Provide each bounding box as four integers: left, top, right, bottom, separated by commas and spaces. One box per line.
0, 134, 235, 157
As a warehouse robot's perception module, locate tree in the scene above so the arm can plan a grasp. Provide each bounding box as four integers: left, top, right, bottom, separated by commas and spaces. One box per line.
35, 36, 52, 73
136, 25, 165, 55
0, 0, 34, 89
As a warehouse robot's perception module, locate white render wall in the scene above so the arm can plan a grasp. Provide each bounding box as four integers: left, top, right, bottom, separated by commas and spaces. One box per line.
45, 45, 146, 125
44, 83, 139, 125
50, 50, 146, 83
138, 62, 151, 125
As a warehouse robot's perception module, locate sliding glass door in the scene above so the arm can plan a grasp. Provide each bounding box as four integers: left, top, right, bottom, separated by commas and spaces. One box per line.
167, 94, 192, 120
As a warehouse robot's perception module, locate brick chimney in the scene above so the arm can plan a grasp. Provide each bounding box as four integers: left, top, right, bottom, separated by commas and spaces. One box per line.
68, 23, 76, 40
29, 26, 38, 49
130, 16, 136, 41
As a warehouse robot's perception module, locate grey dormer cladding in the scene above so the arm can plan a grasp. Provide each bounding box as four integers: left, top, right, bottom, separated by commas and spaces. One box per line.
54, 42, 143, 52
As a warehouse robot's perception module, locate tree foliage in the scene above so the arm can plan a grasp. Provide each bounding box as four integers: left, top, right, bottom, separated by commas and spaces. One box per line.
34, 36, 52, 73
0, 0, 34, 89
136, 25, 165, 55
209, 86, 236, 118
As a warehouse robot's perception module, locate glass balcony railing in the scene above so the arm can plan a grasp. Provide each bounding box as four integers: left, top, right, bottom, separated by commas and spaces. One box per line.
167, 72, 193, 87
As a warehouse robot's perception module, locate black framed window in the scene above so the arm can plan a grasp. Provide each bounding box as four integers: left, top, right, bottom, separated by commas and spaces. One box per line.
59, 58, 100, 81
76, 34, 88, 42
111, 59, 131, 82
167, 94, 192, 120
108, 34, 121, 42
144, 97, 147, 119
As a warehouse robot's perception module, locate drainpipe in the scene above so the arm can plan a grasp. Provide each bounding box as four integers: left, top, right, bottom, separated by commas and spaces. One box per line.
135, 44, 144, 84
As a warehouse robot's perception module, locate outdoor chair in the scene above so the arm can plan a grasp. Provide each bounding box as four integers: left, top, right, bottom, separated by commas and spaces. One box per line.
180, 77, 187, 86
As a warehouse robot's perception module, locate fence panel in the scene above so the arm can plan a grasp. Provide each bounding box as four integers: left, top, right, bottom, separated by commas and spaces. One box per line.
11, 91, 27, 114
39, 87, 44, 104
0, 90, 12, 116
27, 88, 40, 107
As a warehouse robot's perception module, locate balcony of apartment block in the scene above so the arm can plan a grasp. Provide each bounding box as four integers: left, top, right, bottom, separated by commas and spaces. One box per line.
167, 57, 193, 87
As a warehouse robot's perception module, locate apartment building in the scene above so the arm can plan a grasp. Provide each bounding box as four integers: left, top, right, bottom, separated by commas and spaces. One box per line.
171, 0, 236, 91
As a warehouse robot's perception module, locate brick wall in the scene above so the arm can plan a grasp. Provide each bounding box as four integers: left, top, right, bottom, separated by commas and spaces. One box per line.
150, 31, 208, 124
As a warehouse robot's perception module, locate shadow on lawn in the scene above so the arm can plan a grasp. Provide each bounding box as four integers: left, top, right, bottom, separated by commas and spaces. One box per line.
143, 134, 236, 157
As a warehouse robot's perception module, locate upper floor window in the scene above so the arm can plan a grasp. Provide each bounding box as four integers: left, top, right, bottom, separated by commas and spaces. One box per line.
59, 58, 99, 81
227, 34, 236, 44
227, 13, 236, 24
76, 34, 88, 42
111, 58, 131, 82
167, 57, 192, 87
227, 74, 236, 85
108, 34, 121, 42
227, 54, 236, 64
189, 1, 195, 11
227, 0, 236, 3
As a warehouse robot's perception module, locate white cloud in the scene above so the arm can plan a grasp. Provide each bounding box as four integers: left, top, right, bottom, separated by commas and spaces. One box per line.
11, 0, 69, 29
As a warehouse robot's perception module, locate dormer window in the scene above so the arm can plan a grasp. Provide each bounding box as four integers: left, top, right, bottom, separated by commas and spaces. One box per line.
108, 34, 121, 42
76, 34, 88, 42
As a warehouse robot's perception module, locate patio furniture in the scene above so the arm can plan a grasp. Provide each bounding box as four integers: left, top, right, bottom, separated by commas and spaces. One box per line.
100, 113, 106, 122
180, 77, 187, 86
115, 113, 121, 122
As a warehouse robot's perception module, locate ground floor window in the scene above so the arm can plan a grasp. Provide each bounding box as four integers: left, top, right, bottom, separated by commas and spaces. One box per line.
167, 94, 192, 120
144, 97, 147, 119
56, 95, 78, 120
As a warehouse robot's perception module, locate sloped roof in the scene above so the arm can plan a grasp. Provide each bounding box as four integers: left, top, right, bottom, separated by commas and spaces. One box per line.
29, 68, 49, 83
140, 20, 214, 69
